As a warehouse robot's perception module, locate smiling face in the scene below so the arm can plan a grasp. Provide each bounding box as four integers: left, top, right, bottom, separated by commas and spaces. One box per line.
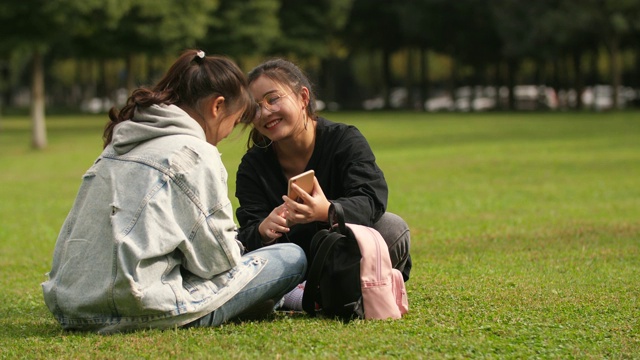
249, 75, 309, 143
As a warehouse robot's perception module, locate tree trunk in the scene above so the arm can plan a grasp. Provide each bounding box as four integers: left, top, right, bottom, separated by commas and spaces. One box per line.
98, 58, 107, 99
495, 61, 503, 111
635, 47, 640, 88
506, 59, 517, 111
589, 47, 599, 85
469, 65, 477, 113
588, 48, 599, 111
608, 37, 621, 109
572, 51, 583, 110
449, 58, 457, 109
0, 61, 7, 127
554, 58, 561, 89
31, 48, 47, 150
419, 46, 429, 112
320, 57, 334, 105
382, 48, 392, 109
405, 48, 414, 110
126, 53, 136, 95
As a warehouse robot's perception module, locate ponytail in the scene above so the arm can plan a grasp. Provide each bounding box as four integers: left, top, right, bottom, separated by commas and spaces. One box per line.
104, 50, 254, 148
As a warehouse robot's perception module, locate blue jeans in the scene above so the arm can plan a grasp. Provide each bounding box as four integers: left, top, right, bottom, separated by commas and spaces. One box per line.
185, 243, 307, 327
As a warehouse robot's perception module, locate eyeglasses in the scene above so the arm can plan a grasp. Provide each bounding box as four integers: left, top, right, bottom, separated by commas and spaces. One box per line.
254, 92, 291, 120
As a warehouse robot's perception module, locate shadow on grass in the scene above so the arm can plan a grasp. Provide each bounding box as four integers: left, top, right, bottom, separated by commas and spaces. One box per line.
0, 319, 63, 339
0, 309, 312, 340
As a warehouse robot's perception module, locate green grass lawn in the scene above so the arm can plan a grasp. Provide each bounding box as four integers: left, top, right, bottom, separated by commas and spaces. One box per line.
1, 111, 638, 359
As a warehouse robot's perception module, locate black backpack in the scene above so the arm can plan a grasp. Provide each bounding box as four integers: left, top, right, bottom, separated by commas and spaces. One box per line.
302, 203, 408, 321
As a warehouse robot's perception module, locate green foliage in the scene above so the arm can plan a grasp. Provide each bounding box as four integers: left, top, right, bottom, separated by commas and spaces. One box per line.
69, 0, 220, 57
344, 0, 402, 53
274, 0, 355, 59
0, 1, 68, 50
204, 0, 280, 59
1, 112, 639, 358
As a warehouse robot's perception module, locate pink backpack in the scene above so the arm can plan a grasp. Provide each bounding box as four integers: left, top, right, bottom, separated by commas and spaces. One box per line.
302, 203, 409, 320
349, 223, 409, 319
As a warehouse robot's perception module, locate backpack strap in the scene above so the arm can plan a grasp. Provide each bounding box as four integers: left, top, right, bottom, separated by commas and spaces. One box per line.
302, 231, 344, 316
308, 202, 347, 255
328, 202, 347, 234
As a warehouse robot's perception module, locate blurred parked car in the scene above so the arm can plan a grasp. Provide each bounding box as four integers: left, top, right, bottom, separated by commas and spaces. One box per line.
452, 86, 497, 112
511, 85, 558, 110
581, 85, 637, 110
425, 92, 455, 112
81, 97, 114, 114
359, 84, 640, 112
80, 88, 128, 114
362, 87, 409, 110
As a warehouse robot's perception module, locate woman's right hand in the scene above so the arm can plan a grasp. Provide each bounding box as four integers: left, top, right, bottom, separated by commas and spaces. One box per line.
258, 204, 290, 244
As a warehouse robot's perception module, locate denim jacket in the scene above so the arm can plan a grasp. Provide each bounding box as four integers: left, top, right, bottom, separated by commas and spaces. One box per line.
42, 104, 265, 333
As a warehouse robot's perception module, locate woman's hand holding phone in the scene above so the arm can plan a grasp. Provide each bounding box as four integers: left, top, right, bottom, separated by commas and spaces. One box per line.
282, 176, 331, 225
287, 170, 315, 202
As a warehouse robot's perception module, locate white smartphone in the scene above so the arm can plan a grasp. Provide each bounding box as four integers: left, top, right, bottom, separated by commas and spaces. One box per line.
288, 170, 315, 202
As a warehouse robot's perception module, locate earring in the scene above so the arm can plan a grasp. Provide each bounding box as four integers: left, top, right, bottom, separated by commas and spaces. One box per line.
303, 109, 308, 130
254, 135, 273, 149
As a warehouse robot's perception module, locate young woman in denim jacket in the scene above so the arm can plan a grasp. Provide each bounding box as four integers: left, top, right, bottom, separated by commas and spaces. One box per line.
42, 50, 307, 334
235, 59, 411, 309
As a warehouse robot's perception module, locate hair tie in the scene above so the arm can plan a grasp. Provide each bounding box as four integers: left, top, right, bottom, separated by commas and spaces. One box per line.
196, 50, 205, 59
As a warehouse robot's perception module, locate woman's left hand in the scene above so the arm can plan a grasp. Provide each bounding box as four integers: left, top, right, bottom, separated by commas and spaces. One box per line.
282, 176, 331, 225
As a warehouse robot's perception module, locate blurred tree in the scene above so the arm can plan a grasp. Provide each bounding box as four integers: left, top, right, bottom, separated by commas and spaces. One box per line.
626, 2, 640, 89
590, 0, 640, 108
420, 0, 502, 111
0, 0, 74, 148
0, 60, 7, 122
69, 0, 219, 94
539, 0, 600, 109
274, 0, 342, 58
316, 0, 354, 108
202, 0, 280, 68
491, 0, 639, 110
270, 0, 354, 108
50, 0, 135, 108
491, 0, 554, 109
2, 0, 639, 115
397, 0, 436, 110
453, 1, 502, 110
0, 0, 130, 147
0, 0, 219, 149
343, 0, 402, 109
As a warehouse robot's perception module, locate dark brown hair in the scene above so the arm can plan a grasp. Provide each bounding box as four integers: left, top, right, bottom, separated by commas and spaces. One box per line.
104, 50, 254, 148
246, 58, 318, 150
